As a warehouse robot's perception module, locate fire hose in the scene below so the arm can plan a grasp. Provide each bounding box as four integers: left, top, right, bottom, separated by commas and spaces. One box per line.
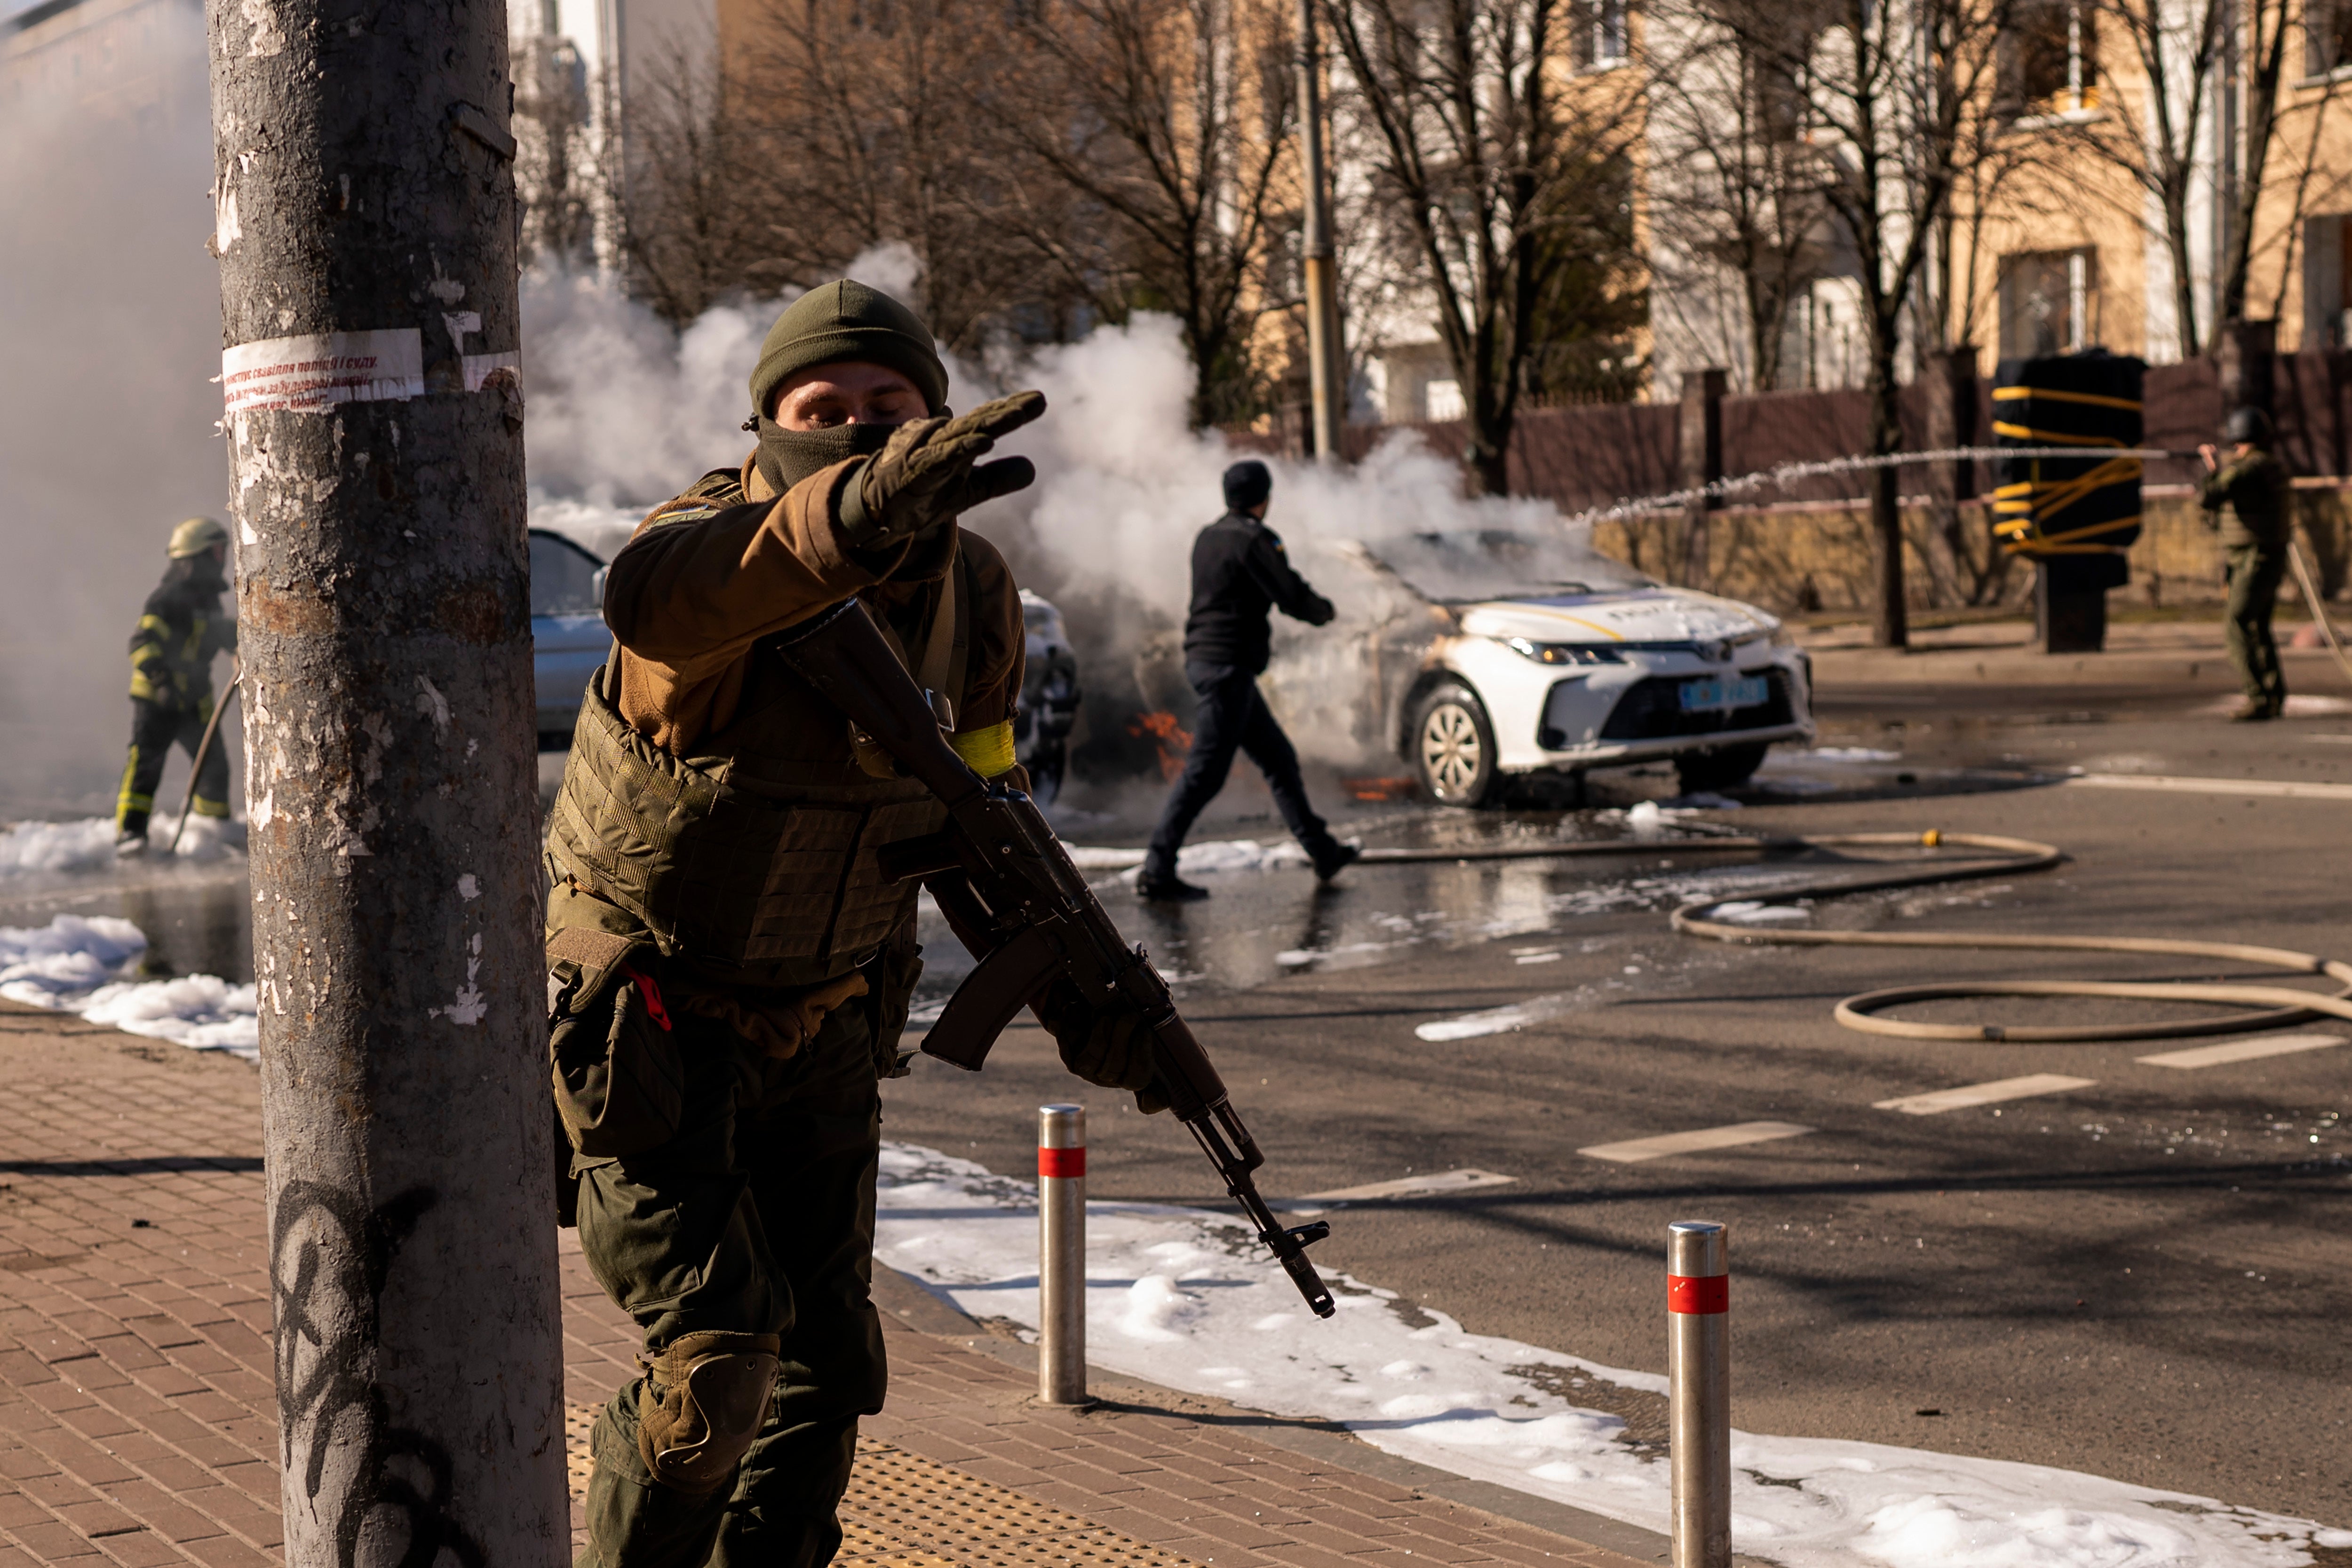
1356, 830, 2352, 1040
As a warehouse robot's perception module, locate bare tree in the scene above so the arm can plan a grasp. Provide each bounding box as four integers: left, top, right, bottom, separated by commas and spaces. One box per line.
968, 0, 1300, 427
619, 36, 769, 325
1647, 23, 1836, 391
1321, 0, 1648, 494
1712, 0, 2016, 646
728, 0, 1076, 352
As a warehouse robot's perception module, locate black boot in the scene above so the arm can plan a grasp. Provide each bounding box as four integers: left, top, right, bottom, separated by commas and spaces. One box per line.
1136, 871, 1210, 902
1311, 842, 1360, 884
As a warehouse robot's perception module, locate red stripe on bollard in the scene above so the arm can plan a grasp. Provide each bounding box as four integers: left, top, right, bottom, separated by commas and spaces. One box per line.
1039, 1145, 1086, 1179
1667, 1273, 1728, 1315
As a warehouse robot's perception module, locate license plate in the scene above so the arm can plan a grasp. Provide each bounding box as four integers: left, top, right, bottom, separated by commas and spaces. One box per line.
1679, 675, 1769, 713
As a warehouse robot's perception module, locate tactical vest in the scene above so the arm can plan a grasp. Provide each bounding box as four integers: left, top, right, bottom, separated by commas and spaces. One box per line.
546, 544, 976, 991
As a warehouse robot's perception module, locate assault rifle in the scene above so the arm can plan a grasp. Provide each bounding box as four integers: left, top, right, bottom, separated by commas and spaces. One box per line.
776, 597, 1336, 1318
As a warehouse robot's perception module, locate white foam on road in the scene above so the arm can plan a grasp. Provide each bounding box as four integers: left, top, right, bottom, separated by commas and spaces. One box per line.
1414, 990, 1590, 1041
0, 913, 257, 1058
0, 814, 246, 877
1062, 839, 1310, 877
873, 1141, 2338, 1567
1873, 1075, 2097, 1117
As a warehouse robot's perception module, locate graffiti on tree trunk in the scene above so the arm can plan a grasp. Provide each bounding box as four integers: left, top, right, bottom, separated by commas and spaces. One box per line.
271, 1180, 485, 1568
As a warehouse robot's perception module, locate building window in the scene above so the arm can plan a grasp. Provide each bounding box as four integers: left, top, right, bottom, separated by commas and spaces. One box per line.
2000, 249, 2098, 359
2300, 214, 2352, 347
1424, 378, 1466, 422
2311, 0, 2352, 73
1587, 0, 1628, 67
2006, 0, 2097, 115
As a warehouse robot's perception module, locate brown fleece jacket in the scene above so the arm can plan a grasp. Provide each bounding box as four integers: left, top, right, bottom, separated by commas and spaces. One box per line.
602, 453, 1027, 760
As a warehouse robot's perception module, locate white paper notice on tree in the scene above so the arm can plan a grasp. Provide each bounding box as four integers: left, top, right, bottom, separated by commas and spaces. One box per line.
221, 328, 425, 413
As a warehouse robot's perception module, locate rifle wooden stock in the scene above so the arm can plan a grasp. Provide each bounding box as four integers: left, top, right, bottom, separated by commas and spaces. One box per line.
774, 597, 1336, 1317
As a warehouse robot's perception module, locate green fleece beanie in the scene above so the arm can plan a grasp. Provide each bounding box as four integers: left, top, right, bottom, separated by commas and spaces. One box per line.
748, 281, 950, 420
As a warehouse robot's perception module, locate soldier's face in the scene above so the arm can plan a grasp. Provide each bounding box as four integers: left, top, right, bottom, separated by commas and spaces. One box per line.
771, 363, 930, 430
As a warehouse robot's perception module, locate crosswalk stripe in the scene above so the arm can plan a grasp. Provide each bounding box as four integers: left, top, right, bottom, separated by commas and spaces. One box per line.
2066, 772, 2352, 801
1282, 1168, 1517, 1215
2137, 1033, 2349, 1069
1578, 1121, 1812, 1164
1874, 1073, 2096, 1116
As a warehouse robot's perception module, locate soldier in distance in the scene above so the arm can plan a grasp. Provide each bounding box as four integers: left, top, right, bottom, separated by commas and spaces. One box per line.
2198, 405, 2293, 721
1137, 459, 1359, 901
114, 517, 236, 856
546, 281, 1160, 1566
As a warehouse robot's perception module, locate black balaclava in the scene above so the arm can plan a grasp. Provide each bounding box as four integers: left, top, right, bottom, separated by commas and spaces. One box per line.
754, 417, 897, 495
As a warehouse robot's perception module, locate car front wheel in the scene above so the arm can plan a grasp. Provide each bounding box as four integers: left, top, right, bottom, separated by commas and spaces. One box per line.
1412, 683, 1500, 807
1675, 741, 1770, 796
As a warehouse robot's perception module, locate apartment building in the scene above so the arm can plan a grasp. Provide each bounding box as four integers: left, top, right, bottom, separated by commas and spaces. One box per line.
1645, 0, 2352, 398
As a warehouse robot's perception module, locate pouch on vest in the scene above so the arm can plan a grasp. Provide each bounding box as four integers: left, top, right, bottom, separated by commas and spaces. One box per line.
548, 927, 685, 1158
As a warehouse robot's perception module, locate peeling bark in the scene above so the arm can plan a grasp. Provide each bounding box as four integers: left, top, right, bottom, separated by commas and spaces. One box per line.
207, 0, 567, 1557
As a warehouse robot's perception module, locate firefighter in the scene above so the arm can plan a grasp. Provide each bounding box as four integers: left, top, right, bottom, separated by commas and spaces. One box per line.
2198, 406, 2293, 721
546, 281, 1152, 1566
115, 517, 236, 855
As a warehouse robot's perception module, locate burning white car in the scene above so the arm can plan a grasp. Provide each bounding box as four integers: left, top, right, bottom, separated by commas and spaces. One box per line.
1289, 530, 1813, 805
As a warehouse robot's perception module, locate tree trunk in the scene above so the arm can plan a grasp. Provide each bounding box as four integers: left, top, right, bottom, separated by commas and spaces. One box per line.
1865, 346, 1909, 648
207, 0, 569, 1556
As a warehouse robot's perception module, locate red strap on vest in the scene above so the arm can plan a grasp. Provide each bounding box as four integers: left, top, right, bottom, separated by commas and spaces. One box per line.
621, 965, 672, 1031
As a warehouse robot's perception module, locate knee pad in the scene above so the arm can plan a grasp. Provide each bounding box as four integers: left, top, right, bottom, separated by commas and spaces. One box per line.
636, 1330, 781, 1495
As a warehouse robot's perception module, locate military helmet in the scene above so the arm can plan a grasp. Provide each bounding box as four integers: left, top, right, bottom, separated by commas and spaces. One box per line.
2223, 406, 2273, 448
168, 516, 230, 558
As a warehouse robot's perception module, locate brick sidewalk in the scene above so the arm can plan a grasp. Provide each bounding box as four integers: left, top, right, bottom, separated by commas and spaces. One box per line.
0, 1003, 1653, 1568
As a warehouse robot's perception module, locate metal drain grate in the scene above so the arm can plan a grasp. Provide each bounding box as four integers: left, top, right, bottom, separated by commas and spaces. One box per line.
565, 1407, 1203, 1568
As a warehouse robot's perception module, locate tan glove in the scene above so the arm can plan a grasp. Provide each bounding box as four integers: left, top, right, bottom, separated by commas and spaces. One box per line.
838, 391, 1046, 550
1034, 978, 1168, 1115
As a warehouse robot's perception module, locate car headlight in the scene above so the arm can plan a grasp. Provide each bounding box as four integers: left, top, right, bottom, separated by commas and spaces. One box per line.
1502, 637, 1626, 665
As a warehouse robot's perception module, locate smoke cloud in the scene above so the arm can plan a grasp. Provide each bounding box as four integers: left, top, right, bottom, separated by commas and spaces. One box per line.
522, 285, 1596, 775
0, 8, 229, 818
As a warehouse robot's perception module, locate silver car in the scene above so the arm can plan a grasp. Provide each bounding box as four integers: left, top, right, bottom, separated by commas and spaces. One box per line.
530, 528, 609, 748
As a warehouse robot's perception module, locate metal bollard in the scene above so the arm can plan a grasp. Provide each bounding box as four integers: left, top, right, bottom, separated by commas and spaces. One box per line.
1668, 1220, 1730, 1568
1038, 1104, 1088, 1404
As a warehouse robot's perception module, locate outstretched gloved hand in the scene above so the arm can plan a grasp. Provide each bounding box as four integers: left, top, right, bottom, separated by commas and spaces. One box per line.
838, 390, 1046, 551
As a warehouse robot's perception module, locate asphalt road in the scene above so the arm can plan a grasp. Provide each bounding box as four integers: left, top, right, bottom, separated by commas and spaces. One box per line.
881, 678, 2352, 1528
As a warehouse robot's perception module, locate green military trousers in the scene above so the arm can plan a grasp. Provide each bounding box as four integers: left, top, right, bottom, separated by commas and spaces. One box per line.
574, 996, 888, 1568
2225, 543, 2288, 714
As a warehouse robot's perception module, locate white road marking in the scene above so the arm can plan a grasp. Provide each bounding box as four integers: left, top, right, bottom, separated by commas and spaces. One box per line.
1578, 1121, 1813, 1164
1415, 993, 1580, 1041
1874, 1073, 2097, 1116
1515, 951, 1562, 965
2138, 1033, 2349, 1069
2066, 772, 2352, 801
1284, 1169, 1517, 1217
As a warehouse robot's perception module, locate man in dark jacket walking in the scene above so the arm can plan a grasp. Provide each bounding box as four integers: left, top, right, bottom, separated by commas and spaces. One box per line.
1139, 460, 1358, 901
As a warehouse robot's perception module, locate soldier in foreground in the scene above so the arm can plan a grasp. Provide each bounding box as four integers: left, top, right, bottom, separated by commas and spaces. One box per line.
544, 282, 1155, 1566
1138, 460, 1357, 901
2198, 406, 2293, 721
114, 517, 236, 855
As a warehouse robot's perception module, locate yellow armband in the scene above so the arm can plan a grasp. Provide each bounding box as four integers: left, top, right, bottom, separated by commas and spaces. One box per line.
951, 719, 1017, 778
